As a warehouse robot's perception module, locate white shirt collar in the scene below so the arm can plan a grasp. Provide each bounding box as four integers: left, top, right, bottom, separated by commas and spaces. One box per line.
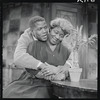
33, 36, 37, 41
29, 28, 37, 41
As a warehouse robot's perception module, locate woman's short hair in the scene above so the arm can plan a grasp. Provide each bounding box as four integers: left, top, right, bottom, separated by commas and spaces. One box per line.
29, 16, 45, 29
50, 18, 74, 35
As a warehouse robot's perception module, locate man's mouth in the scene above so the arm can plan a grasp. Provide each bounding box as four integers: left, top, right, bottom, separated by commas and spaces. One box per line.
43, 35, 47, 38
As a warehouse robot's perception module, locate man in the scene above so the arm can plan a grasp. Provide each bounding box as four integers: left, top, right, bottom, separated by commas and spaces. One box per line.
14, 16, 49, 70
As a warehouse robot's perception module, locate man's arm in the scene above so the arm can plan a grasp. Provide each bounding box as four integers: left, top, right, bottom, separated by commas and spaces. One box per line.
14, 28, 42, 70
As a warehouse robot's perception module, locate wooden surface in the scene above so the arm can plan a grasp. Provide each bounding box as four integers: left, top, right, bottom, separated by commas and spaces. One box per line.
51, 79, 97, 98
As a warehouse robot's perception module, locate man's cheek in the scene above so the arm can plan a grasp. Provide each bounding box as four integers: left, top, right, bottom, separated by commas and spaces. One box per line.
37, 33, 41, 37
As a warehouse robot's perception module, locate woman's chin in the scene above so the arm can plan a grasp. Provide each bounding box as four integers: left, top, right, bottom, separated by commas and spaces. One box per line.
51, 41, 57, 45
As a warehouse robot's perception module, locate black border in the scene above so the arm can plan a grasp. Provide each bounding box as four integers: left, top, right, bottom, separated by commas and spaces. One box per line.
0, 0, 99, 99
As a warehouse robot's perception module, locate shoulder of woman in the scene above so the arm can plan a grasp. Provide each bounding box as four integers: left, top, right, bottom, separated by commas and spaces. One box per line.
61, 43, 71, 54
61, 43, 68, 50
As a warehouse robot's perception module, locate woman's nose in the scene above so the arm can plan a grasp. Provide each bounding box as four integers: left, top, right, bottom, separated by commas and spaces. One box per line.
56, 34, 60, 39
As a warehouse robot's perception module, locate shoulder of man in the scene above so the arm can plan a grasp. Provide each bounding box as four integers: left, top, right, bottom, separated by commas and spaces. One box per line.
24, 28, 31, 34
19, 28, 31, 38
19, 28, 35, 42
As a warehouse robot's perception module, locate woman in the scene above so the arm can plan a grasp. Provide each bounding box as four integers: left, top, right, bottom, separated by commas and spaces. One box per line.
3, 18, 74, 98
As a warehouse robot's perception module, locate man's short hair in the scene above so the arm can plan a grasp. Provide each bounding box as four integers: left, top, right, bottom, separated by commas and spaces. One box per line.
29, 16, 45, 29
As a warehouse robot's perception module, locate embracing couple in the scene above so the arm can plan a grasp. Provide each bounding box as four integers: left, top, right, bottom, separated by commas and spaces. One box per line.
3, 16, 79, 98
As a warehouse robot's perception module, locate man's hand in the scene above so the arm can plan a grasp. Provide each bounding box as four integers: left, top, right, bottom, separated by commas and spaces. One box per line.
37, 63, 47, 70
35, 71, 44, 79
36, 71, 55, 81
40, 62, 59, 77
36, 63, 48, 78
37, 62, 58, 78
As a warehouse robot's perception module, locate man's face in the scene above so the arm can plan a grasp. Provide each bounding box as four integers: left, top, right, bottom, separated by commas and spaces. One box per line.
48, 27, 65, 45
33, 21, 49, 41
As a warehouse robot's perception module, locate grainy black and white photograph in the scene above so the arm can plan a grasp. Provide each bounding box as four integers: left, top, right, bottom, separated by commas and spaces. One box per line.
2, 2, 98, 98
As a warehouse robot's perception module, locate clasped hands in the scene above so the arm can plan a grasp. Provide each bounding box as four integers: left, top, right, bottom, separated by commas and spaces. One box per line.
36, 62, 69, 81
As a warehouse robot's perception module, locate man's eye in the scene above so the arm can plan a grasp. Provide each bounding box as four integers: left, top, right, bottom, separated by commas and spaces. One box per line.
44, 26, 47, 29
60, 35, 64, 38
38, 28, 42, 31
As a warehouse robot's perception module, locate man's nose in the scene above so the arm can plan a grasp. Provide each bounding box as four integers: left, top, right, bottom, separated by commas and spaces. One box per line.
42, 28, 46, 33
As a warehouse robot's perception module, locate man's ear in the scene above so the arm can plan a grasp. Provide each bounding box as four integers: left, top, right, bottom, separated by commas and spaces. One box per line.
32, 30, 37, 38
31, 29, 34, 34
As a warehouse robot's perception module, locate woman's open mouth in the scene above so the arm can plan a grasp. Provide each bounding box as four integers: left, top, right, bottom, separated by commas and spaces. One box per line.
52, 38, 58, 43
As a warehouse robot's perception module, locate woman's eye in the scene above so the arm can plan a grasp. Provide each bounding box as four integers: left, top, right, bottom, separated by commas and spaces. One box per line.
60, 35, 63, 37
54, 30, 58, 34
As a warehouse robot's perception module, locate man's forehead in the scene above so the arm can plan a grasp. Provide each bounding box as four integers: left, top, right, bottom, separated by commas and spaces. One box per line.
35, 21, 47, 26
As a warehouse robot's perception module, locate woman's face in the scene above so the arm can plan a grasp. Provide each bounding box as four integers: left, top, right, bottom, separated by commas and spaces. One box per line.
48, 27, 65, 45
